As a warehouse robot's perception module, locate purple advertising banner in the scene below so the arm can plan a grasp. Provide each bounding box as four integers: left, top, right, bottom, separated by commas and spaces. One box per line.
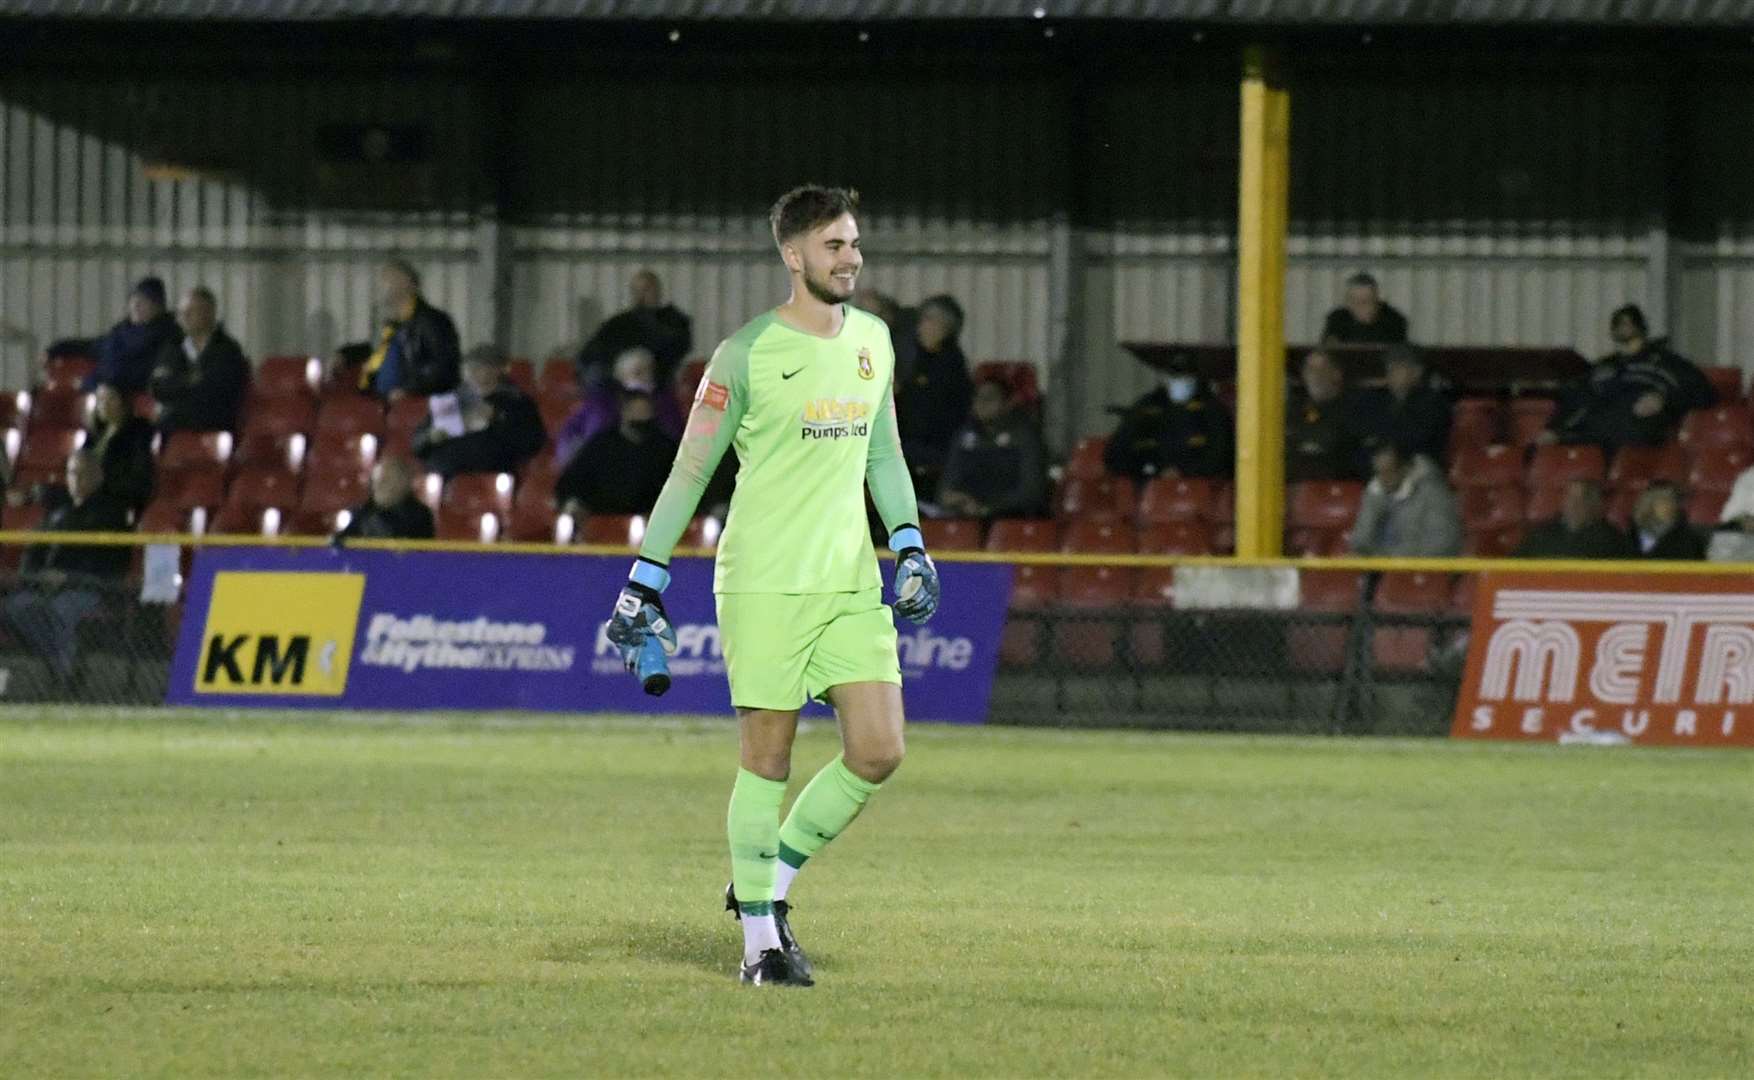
165, 546, 1013, 723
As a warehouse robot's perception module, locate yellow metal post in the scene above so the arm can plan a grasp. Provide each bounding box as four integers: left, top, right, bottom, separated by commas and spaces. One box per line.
1235, 46, 1290, 558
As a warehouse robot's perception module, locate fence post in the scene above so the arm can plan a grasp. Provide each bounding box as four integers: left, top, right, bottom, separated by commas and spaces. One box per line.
1235, 45, 1290, 559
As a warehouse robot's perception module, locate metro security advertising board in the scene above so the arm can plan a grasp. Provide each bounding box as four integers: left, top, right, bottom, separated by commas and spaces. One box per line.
1452, 571, 1754, 748
167, 546, 1012, 722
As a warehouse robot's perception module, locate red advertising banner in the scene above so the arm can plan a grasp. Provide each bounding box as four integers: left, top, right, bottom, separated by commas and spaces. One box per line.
1452, 571, 1754, 748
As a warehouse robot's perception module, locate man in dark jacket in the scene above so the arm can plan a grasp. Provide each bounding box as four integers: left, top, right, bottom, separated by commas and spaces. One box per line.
939, 378, 1048, 518
894, 294, 975, 500
337, 458, 435, 541
576, 270, 694, 390
1548, 304, 1713, 452
152, 286, 250, 433
413, 345, 546, 479
1515, 479, 1636, 559
1630, 481, 1705, 560
1322, 272, 1409, 345
1286, 348, 1365, 482
342, 259, 462, 400
1103, 354, 1234, 481
1355, 344, 1453, 469
85, 277, 181, 394
5, 449, 132, 680
555, 389, 678, 517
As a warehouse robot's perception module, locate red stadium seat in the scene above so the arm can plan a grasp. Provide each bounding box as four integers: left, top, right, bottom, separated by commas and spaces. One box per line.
0, 502, 44, 570
1065, 436, 1108, 481
306, 431, 377, 477
539, 357, 578, 398
1507, 398, 1557, 448
1053, 566, 1134, 670
972, 361, 1042, 411
157, 431, 234, 472
1687, 447, 1754, 494
1008, 564, 1058, 609
506, 498, 558, 543
227, 464, 302, 512
284, 508, 344, 537
1286, 526, 1347, 558
538, 395, 577, 435
436, 509, 501, 543
256, 356, 320, 399
42, 354, 96, 391
985, 518, 1058, 553
209, 504, 273, 536
234, 431, 307, 473
1464, 527, 1524, 558
1606, 486, 1642, 528
1609, 443, 1688, 488
1138, 521, 1212, 555
1132, 567, 1178, 610
1206, 481, 1235, 524
1061, 519, 1135, 554
1451, 574, 1478, 616
1056, 476, 1135, 521
9, 464, 65, 494
1527, 443, 1605, 489
1137, 476, 1211, 526
1288, 480, 1364, 530
1525, 485, 1566, 523
1448, 443, 1522, 489
1000, 564, 1058, 664
137, 499, 189, 535
315, 395, 385, 440
1458, 485, 1525, 531
675, 359, 708, 416
300, 463, 370, 515
579, 514, 639, 546
158, 462, 227, 512
1289, 570, 1362, 674
1679, 404, 1754, 454
679, 516, 722, 550
1704, 365, 1744, 403
921, 518, 983, 551
444, 472, 515, 516
0, 392, 24, 431
1372, 571, 1452, 672
25, 388, 87, 431
1451, 396, 1502, 446
241, 396, 316, 440
1687, 489, 1729, 526
18, 427, 82, 472
505, 358, 537, 395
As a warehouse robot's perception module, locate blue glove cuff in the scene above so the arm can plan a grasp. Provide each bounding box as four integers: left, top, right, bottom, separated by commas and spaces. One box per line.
629, 558, 671, 593
888, 526, 925, 555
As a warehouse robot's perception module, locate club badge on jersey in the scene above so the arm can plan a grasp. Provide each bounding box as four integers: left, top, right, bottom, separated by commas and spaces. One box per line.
857, 346, 874, 380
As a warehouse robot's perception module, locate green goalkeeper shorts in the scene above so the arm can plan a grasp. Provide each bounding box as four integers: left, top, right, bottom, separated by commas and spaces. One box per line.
715, 588, 901, 711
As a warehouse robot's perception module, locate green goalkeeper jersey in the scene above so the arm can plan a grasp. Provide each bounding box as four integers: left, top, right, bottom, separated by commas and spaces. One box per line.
637, 305, 920, 594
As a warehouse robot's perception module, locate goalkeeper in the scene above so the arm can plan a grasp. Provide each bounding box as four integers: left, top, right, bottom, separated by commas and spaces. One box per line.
606, 185, 940, 988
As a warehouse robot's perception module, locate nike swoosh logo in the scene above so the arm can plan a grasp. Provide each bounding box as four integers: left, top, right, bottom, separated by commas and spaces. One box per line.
781, 368, 804, 379
758, 851, 778, 860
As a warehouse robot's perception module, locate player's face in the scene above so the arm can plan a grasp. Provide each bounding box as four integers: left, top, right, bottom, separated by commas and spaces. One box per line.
791, 214, 862, 305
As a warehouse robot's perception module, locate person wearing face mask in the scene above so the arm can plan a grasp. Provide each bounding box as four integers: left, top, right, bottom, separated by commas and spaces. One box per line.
1544, 304, 1712, 453
412, 345, 546, 480
1102, 354, 1235, 482
554, 388, 679, 518
937, 377, 1048, 519
1354, 344, 1453, 471
893, 294, 974, 498
1286, 348, 1365, 482
552, 346, 684, 471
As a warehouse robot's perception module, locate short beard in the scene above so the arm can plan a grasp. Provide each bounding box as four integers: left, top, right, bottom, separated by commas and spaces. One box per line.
802, 269, 853, 306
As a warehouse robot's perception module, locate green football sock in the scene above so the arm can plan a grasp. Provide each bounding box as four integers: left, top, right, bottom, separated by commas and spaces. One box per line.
776, 754, 882, 872
727, 768, 788, 911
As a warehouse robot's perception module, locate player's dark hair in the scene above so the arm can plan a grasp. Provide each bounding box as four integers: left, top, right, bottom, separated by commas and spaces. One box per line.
770, 185, 860, 247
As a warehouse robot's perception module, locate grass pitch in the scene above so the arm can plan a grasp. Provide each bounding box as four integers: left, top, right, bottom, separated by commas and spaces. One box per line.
2, 708, 1751, 1078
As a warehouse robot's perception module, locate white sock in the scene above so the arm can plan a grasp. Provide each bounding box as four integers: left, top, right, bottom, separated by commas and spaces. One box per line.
742, 914, 781, 965
773, 861, 800, 903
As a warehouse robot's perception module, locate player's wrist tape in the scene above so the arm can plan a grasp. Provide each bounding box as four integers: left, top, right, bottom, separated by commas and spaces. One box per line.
628, 557, 671, 593
887, 526, 925, 556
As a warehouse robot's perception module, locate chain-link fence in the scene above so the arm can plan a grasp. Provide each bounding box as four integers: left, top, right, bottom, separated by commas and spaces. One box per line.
0, 572, 178, 704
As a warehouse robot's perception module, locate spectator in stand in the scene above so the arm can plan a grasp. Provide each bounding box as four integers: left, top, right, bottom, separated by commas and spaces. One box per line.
1707, 462, 1754, 561
1349, 443, 1462, 557
1546, 304, 1713, 453
576, 270, 694, 390
5, 449, 132, 682
413, 345, 546, 480
552, 347, 683, 470
151, 286, 250, 434
895, 294, 974, 499
1286, 348, 1363, 482
1515, 479, 1634, 559
555, 388, 678, 517
85, 382, 155, 514
1355, 344, 1452, 469
86, 277, 181, 394
1103, 352, 1233, 481
1322, 272, 1409, 346
333, 259, 462, 400
336, 458, 435, 541
851, 288, 903, 337
937, 377, 1048, 519
1629, 481, 1704, 560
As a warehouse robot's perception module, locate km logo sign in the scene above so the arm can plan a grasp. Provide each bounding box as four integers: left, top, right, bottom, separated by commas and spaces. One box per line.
193, 572, 364, 697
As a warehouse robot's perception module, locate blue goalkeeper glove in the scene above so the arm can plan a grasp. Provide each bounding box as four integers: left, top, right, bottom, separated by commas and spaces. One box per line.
608, 558, 678, 696
888, 526, 940, 625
